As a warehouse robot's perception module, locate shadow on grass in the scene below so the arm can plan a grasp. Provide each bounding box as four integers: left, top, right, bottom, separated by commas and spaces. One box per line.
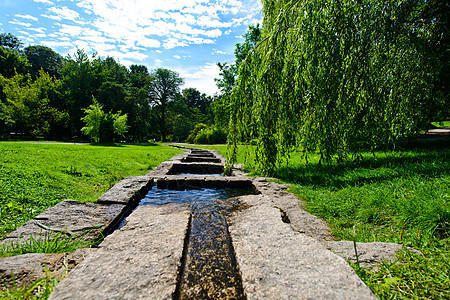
276, 147, 450, 189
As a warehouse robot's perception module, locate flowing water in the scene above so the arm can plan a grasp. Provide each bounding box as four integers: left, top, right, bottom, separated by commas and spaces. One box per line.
138, 186, 253, 299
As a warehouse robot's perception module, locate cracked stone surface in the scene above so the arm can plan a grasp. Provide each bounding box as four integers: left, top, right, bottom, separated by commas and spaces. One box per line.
1, 200, 126, 245
229, 195, 376, 299
253, 179, 334, 242
0, 249, 93, 291
97, 176, 152, 204
49, 204, 189, 300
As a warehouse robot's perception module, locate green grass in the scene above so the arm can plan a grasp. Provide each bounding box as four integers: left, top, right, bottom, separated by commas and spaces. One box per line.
198, 143, 449, 299
1, 268, 60, 299
280, 150, 449, 245
431, 120, 450, 127
0, 231, 91, 257
0, 142, 182, 239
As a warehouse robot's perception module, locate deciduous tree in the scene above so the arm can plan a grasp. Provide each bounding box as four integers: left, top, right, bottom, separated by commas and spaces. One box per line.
148, 68, 183, 141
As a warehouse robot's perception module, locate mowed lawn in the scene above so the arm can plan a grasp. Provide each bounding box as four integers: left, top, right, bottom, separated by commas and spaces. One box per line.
0, 142, 182, 239
198, 143, 450, 299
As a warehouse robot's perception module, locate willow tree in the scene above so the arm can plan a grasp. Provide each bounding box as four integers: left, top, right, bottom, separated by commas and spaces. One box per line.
230, 0, 447, 174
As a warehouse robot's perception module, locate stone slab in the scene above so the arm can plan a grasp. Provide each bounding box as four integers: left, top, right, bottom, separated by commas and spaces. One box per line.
147, 162, 174, 176
253, 180, 334, 241
182, 157, 222, 163
168, 162, 224, 175
0, 248, 94, 291
97, 176, 152, 204
229, 195, 376, 299
2, 200, 126, 244
49, 204, 190, 300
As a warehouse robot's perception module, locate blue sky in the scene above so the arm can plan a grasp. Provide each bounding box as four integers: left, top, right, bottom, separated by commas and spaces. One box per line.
0, 0, 262, 95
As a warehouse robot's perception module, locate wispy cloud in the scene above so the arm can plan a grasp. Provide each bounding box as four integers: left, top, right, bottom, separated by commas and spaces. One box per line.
212, 49, 227, 55
47, 6, 80, 21
28, 27, 47, 34
15, 14, 38, 22
9, 20, 32, 27
2, 0, 262, 95
33, 0, 53, 4
51, 0, 251, 51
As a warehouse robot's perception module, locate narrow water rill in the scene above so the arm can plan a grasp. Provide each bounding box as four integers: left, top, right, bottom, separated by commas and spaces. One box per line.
138, 187, 252, 299
24, 147, 378, 299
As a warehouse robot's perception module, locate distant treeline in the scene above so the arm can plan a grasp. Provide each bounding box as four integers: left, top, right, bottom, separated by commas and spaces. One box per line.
0, 33, 227, 143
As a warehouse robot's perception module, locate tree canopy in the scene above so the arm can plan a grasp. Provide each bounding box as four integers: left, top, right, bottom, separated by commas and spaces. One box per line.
0, 33, 217, 143
148, 68, 184, 142
229, 0, 449, 174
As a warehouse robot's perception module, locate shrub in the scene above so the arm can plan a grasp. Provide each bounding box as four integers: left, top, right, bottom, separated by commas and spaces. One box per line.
186, 123, 227, 144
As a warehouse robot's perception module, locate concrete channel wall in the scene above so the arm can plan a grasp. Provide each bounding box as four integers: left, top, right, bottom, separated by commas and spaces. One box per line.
1, 146, 384, 299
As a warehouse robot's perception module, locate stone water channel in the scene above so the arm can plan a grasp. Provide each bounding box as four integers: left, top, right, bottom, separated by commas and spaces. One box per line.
0, 146, 385, 299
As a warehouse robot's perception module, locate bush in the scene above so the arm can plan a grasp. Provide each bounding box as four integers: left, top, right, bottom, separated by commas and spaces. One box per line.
186, 123, 227, 144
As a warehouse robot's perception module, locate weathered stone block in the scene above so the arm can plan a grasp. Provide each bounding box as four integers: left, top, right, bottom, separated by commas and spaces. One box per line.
97, 176, 152, 204
0, 248, 94, 291
2, 200, 126, 244
49, 205, 190, 300
229, 197, 376, 299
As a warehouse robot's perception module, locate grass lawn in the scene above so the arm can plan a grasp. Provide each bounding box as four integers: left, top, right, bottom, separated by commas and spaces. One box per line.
194, 143, 449, 299
432, 121, 450, 127
0, 142, 182, 239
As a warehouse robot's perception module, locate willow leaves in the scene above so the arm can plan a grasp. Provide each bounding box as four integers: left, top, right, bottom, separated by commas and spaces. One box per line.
230, 0, 446, 174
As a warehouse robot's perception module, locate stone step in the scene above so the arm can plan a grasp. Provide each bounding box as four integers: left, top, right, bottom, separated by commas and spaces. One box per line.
182, 156, 222, 163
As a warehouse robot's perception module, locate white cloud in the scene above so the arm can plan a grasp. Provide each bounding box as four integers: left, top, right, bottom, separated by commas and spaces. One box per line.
76, 1, 93, 13
33, 0, 53, 4
57, 0, 251, 51
98, 50, 148, 62
212, 49, 227, 55
28, 27, 47, 34
59, 24, 84, 36
164, 38, 188, 49
197, 16, 232, 28
15, 14, 38, 22
46, 6, 80, 22
177, 63, 220, 95
41, 14, 60, 21
9, 20, 32, 27
136, 37, 161, 48
90, 42, 116, 52
119, 59, 135, 68
14, 0, 262, 96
